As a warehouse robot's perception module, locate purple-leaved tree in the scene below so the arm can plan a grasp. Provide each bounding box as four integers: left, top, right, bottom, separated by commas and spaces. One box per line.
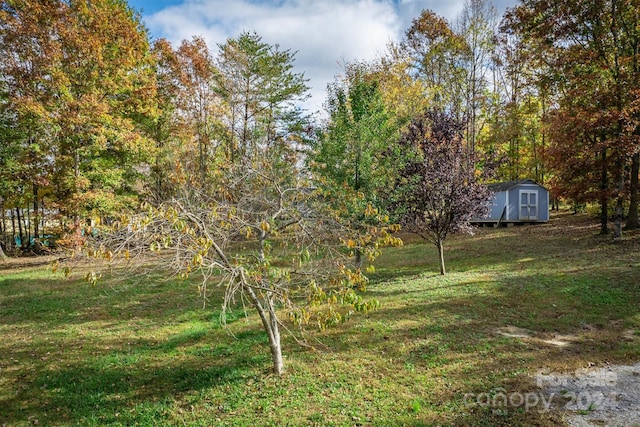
393, 110, 493, 275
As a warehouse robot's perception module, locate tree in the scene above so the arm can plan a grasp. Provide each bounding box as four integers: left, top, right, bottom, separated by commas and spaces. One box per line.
0, 0, 156, 248
391, 110, 492, 275
312, 61, 402, 266
456, 0, 499, 157
141, 38, 183, 204
50, 0, 155, 237
63, 33, 398, 376
215, 31, 310, 164
77, 165, 392, 376
0, 0, 61, 251
376, 47, 430, 127
506, 0, 640, 236
401, 10, 469, 118
171, 36, 222, 189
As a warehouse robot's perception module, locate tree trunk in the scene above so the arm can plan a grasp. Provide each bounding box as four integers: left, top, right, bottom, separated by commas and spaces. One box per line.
16, 207, 24, 249
613, 157, 624, 240
244, 281, 284, 375
626, 152, 639, 229
26, 205, 32, 248
210, 233, 284, 375
600, 149, 609, 234
199, 132, 206, 189
10, 207, 16, 252
0, 199, 5, 252
40, 198, 46, 239
266, 296, 284, 375
437, 239, 446, 275
0, 201, 6, 258
252, 234, 284, 375
33, 184, 39, 239
73, 147, 83, 246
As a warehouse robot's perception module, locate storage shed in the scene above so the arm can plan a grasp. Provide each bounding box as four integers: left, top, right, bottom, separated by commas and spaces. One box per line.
475, 179, 550, 224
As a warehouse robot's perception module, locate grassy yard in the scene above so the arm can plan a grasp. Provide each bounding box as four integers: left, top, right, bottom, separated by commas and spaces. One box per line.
1, 211, 639, 426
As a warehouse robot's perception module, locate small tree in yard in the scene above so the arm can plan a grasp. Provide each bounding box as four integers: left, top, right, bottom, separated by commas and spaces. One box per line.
68, 162, 396, 376
58, 31, 401, 376
392, 109, 492, 275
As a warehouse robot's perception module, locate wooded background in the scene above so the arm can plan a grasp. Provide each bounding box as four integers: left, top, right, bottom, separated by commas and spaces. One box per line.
2, 0, 639, 256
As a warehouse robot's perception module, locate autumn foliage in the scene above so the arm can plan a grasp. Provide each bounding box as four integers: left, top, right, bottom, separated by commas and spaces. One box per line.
2, 0, 640, 374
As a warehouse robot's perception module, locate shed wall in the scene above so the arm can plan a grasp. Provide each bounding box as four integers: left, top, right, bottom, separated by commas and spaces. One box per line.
507, 183, 549, 221
487, 192, 508, 220
481, 182, 549, 222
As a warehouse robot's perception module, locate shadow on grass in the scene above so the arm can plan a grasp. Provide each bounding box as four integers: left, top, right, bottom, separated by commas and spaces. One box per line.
0, 270, 266, 426
1, 212, 638, 426
315, 220, 640, 426
0, 327, 269, 426
0, 272, 229, 328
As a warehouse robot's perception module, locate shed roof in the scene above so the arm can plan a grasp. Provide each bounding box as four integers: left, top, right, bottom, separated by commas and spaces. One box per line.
488, 179, 545, 192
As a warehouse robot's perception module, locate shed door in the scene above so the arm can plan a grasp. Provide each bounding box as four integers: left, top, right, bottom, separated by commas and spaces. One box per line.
519, 190, 538, 220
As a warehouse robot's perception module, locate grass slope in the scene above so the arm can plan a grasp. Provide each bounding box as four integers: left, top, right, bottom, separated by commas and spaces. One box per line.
1, 211, 639, 426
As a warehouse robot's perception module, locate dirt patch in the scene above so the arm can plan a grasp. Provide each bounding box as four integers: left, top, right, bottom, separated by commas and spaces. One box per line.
537, 362, 640, 427
623, 329, 640, 342
495, 325, 581, 348
496, 325, 534, 339
495, 325, 640, 425
0, 254, 63, 272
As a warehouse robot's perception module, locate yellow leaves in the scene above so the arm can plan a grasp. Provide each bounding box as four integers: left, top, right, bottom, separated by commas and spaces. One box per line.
316, 307, 344, 330
85, 270, 101, 286
343, 268, 369, 292
307, 281, 326, 304
379, 233, 403, 249
388, 223, 402, 233
307, 285, 380, 330
179, 263, 192, 279
364, 203, 378, 218
260, 221, 271, 233
288, 307, 311, 327
103, 250, 114, 262
191, 253, 203, 267
164, 205, 178, 221
196, 237, 212, 250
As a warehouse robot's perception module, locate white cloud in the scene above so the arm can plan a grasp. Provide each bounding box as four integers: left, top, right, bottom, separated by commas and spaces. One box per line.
144, 0, 403, 114
142, 0, 517, 114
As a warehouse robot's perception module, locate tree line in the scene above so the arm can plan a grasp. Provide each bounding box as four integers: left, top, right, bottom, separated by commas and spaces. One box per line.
319, 0, 640, 239
2, 0, 639, 256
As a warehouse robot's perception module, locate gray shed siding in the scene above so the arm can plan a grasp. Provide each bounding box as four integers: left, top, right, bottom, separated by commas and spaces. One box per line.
487, 191, 508, 220
478, 180, 549, 222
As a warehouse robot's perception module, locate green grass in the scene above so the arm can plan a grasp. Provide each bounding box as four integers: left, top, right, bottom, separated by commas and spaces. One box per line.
1, 211, 639, 426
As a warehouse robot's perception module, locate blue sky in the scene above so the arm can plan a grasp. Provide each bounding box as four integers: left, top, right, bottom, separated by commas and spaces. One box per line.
129, 0, 184, 15
126, 0, 517, 114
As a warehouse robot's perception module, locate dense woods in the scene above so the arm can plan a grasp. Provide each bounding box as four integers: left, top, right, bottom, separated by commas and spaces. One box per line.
2, 0, 639, 257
